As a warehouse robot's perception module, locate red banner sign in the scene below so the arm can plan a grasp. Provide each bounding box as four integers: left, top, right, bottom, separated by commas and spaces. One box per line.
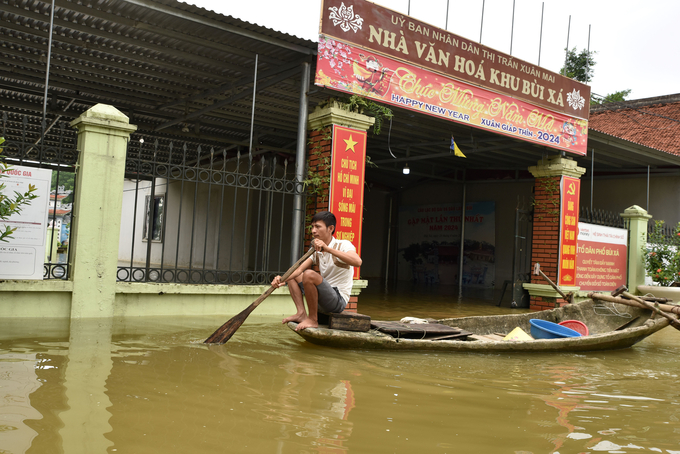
329, 125, 367, 279
321, 0, 590, 119
575, 223, 627, 291
558, 176, 581, 286
316, 37, 588, 155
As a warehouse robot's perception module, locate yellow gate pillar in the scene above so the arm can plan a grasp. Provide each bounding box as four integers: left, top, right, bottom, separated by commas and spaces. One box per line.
621, 205, 652, 293
69, 104, 137, 318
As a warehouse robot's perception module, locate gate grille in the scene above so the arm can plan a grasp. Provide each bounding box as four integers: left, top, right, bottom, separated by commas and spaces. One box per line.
118, 137, 303, 285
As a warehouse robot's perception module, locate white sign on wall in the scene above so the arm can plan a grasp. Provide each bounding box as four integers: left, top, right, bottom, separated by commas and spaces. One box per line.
0, 165, 53, 279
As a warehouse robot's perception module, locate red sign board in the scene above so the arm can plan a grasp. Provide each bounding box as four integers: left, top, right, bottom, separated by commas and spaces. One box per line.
558, 176, 581, 286
329, 125, 366, 278
575, 223, 627, 291
316, 38, 588, 155
321, 0, 590, 119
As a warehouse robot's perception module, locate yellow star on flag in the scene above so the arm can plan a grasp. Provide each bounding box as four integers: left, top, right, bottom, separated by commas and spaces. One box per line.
344, 134, 358, 153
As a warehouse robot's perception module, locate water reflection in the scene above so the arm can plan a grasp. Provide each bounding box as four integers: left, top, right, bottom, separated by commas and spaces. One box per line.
207, 342, 357, 453
0, 293, 678, 454
0, 353, 42, 453
58, 318, 114, 454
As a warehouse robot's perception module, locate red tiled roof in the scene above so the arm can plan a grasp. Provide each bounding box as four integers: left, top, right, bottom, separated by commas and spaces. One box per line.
589, 94, 680, 156
48, 209, 70, 216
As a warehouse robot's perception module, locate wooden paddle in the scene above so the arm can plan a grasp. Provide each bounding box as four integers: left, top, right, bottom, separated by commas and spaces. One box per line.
204, 246, 315, 344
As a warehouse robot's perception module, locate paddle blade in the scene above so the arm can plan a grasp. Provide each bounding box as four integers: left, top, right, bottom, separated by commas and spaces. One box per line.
204, 303, 257, 344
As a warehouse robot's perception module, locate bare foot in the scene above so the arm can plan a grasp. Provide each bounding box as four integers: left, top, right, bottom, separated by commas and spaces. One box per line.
295, 317, 319, 331
282, 313, 306, 324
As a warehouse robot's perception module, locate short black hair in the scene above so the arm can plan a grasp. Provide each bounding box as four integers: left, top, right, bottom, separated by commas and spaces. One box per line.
311, 211, 336, 233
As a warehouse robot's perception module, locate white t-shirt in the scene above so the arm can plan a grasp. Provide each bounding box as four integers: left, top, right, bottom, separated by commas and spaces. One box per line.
312, 237, 355, 304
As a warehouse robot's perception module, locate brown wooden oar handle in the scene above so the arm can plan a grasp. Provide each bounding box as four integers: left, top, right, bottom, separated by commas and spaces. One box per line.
204, 246, 316, 344
279, 246, 315, 283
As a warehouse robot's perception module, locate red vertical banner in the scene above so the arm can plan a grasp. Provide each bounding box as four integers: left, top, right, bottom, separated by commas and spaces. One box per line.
329, 125, 366, 279
558, 176, 581, 286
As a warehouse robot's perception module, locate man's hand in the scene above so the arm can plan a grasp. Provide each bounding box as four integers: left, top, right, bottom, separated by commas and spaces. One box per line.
271, 275, 285, 288
311, 238, 326, 252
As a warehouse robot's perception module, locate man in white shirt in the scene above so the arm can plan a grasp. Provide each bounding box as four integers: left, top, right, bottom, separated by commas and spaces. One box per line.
272, 211, 362, 331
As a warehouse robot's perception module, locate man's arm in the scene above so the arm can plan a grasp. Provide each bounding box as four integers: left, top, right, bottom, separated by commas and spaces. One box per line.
271, 257, 313, 288
312, 238, 362, 267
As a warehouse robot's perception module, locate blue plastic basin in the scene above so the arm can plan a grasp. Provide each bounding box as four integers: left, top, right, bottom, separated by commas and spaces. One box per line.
530, 319, 582, 339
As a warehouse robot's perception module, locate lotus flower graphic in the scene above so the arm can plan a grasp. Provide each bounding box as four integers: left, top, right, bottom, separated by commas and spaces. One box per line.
328, 3, 364, 33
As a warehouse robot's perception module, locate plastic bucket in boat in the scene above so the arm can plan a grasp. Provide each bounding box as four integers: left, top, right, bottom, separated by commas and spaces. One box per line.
558, 320, 589, 336
530, 319, 582, 339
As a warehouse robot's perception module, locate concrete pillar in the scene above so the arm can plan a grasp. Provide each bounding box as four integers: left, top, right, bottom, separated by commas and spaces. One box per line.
525, 155, 585, 311
69, 104, 137, 318
305, 102, 374, 312
621, 205, 652, 293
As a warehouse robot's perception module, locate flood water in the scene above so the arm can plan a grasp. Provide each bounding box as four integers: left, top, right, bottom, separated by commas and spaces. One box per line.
1, 283, 679, 454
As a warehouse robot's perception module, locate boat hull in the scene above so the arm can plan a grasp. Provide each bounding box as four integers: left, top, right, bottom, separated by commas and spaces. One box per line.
288, 300, 670, 352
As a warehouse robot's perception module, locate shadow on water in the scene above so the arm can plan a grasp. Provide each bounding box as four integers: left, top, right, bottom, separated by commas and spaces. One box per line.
0, 284, 679, 454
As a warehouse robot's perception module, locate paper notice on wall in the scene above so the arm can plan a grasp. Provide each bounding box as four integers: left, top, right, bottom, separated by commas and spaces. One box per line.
0, 165, 52, 279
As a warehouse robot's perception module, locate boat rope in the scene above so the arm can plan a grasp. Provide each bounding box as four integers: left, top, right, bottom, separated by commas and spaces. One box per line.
593, 302, 633, 318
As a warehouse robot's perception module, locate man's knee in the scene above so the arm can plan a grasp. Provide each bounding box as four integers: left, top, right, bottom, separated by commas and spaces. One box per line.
302, 269, 322, 285
288, 274, 303, 285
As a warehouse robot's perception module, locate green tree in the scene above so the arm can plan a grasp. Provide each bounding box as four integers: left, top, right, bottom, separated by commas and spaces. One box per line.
591, 89, 633, 105
0, 137, 39, 242
561, 47, 632, 105
644, 220, 680, 286
561, 47, 596, 83
51, 170, 75, 204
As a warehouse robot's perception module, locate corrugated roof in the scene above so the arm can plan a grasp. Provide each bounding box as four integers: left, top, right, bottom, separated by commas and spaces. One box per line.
1, 0, 679, 188
0, 0, 321, 156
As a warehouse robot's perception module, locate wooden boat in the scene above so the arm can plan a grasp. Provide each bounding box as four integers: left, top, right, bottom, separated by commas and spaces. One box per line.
287, 299, 671, 352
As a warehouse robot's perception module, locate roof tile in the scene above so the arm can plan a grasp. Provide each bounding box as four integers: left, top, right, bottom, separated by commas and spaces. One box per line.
589, 95, 680, 155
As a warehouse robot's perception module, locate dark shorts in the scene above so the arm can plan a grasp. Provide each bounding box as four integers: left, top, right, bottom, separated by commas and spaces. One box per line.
298, 280, 346, 314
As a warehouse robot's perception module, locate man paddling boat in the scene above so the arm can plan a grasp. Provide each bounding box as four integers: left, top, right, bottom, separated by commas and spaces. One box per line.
272, 211, 362, 331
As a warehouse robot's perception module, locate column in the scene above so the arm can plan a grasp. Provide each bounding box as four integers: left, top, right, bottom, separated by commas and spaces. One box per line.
306, 102, 374, 313
69, 104, 137, 318
621, 205, 652, 293
524, 155, 586, 311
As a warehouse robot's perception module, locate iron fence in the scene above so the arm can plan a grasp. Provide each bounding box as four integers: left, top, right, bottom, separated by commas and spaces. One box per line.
1, 112, 78, 279
118, 137, 304, 285
647, 219, 678, 246
579, 206, 625, 229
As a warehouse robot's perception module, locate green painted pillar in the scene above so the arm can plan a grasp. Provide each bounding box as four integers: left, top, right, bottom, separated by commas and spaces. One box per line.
69, 105, 137, 318
621, 205, 652, 294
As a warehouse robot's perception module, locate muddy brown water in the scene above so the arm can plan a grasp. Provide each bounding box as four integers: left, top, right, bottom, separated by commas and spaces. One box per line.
1, 284, 679, 454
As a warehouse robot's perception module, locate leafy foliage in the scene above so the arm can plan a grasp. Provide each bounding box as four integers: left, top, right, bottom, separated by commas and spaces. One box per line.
643, 220, 680, 286
0, 137, 39, 242
591, 89, 633, 105
561, 47, 596, 83
561, 47, 633, 105
51, 170, 76, 204
319, 95, 393, 135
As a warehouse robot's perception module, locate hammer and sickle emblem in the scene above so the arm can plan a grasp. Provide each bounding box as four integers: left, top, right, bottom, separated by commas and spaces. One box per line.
567, 182, 576, 196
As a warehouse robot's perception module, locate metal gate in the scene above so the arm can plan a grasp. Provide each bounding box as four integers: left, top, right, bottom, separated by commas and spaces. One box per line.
510, 197, 533, 308
117, 137, 303, 285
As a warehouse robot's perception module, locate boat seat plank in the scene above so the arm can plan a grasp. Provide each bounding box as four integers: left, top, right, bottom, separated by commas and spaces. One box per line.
371, 321, 471, 340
